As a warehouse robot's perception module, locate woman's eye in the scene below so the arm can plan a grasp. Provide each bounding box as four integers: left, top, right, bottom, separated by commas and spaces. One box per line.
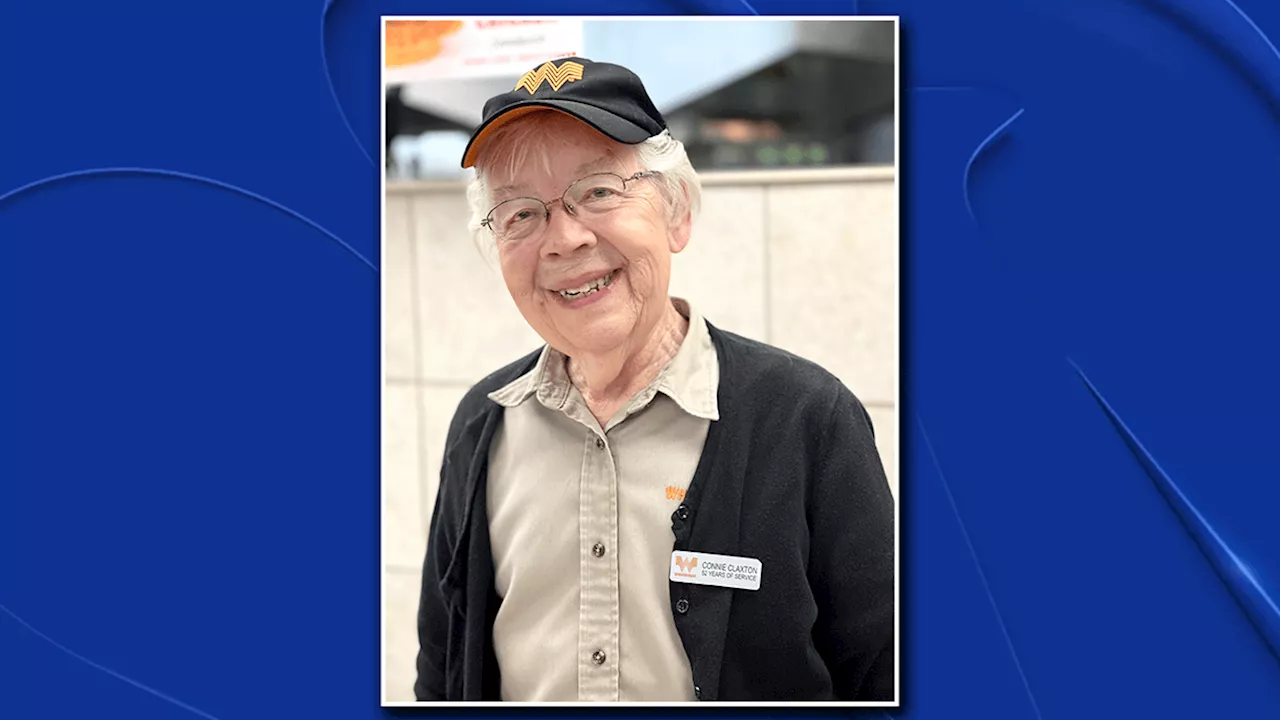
506, 210, 537, 226
583, 187, 617, 201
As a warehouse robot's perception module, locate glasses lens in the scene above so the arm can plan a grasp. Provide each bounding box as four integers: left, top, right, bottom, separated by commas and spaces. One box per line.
489, 199, 545, 242
565, 174, 627, 213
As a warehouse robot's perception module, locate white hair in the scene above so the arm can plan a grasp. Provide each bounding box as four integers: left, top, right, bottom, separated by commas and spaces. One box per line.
465, 110, 702, 265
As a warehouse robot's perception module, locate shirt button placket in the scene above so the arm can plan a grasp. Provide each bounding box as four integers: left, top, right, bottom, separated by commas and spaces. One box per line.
580, 429, 619, 700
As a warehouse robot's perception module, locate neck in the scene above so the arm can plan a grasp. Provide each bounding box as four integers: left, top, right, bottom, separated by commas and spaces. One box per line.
567, 300, 689, 427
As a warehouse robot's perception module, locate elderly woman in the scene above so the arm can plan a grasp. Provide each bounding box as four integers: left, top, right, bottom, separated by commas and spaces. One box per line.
415, 57, 895, 703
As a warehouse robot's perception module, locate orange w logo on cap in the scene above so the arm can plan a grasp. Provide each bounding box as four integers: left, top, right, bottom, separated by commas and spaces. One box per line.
674, 555, 699, 574
514, 60, 584, 94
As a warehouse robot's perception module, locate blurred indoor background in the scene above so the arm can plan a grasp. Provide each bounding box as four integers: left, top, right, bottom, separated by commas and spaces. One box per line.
382, 18, 897, 703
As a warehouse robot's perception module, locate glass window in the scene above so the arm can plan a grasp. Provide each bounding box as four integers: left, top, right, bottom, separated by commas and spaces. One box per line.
667, 51, 894, 171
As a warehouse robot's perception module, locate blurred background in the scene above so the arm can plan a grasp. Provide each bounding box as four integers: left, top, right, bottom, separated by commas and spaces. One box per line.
386, 19, 895, 179
382, 18, 897, 703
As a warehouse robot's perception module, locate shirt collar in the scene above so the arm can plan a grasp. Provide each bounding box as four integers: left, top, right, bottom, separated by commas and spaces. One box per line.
487, 298, 720, 422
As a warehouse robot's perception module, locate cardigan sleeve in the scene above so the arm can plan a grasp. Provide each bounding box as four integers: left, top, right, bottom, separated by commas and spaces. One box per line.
414, 458, 455, 701
808, 384, 897, 701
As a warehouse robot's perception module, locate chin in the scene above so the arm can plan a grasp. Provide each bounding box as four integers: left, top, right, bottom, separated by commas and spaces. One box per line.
560, 316, 636, 355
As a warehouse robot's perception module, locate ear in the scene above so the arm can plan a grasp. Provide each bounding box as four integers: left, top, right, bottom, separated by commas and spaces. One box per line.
667, 191, 693, 254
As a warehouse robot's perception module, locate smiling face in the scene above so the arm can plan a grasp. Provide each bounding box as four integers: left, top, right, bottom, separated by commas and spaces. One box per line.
476, 113, 691, 361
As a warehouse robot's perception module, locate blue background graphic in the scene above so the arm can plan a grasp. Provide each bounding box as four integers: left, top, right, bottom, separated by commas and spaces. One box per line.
3, 0, 1279, 718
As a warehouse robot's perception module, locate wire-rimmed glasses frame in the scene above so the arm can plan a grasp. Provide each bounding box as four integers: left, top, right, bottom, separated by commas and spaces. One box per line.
480, 171, 662, 246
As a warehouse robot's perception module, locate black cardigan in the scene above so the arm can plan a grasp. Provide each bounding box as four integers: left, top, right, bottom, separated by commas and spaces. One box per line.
414, 323, 896, 702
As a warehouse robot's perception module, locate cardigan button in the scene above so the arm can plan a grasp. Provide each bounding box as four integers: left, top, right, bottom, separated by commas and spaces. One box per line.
672, 504, 690, 522
675, 598, 690, 614
694, 685, 702, 700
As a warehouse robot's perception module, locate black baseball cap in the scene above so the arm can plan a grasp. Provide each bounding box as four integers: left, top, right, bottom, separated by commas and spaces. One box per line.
460, 57, 668, 168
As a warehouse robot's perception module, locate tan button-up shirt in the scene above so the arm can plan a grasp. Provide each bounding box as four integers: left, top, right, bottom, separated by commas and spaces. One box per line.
484, 298, 720, 702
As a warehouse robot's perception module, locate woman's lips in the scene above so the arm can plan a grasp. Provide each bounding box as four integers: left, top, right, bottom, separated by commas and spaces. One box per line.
549, 269, 620, 309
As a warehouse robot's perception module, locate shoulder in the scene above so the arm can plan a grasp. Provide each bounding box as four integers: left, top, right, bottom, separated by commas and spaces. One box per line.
707, 323, 878, 439
442, 346, 544, 449
710, 324, 864, 403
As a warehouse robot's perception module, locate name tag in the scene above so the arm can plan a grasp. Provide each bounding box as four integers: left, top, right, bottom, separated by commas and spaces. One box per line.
670, 551, 762, 591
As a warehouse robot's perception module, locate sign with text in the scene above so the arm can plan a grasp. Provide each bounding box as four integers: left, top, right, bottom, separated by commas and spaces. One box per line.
384, 19, 584, 84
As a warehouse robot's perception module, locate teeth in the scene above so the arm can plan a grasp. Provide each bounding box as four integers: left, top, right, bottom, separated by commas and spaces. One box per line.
558, 270, 615, 300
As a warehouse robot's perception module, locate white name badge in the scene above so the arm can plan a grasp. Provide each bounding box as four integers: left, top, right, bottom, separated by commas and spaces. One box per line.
669, 551, 762, 591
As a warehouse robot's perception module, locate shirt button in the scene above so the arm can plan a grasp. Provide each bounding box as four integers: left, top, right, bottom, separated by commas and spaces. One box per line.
592, 649, 607, 665
595, 437, 605, 449
592, 542, 606, 558
675, 598, 690, 614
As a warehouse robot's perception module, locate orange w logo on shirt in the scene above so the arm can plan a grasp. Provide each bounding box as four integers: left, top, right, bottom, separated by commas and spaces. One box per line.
673, 555, 698, 575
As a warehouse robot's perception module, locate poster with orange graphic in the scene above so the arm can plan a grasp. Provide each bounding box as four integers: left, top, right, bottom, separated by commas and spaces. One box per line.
384, 19, 583, 84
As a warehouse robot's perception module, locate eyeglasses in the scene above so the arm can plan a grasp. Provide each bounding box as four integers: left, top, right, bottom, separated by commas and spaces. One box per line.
481, 171, 662, 246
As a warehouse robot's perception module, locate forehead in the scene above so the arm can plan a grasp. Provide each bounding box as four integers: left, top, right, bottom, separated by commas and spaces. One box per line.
484, 131, 637, 198
496, 157, 625, 195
